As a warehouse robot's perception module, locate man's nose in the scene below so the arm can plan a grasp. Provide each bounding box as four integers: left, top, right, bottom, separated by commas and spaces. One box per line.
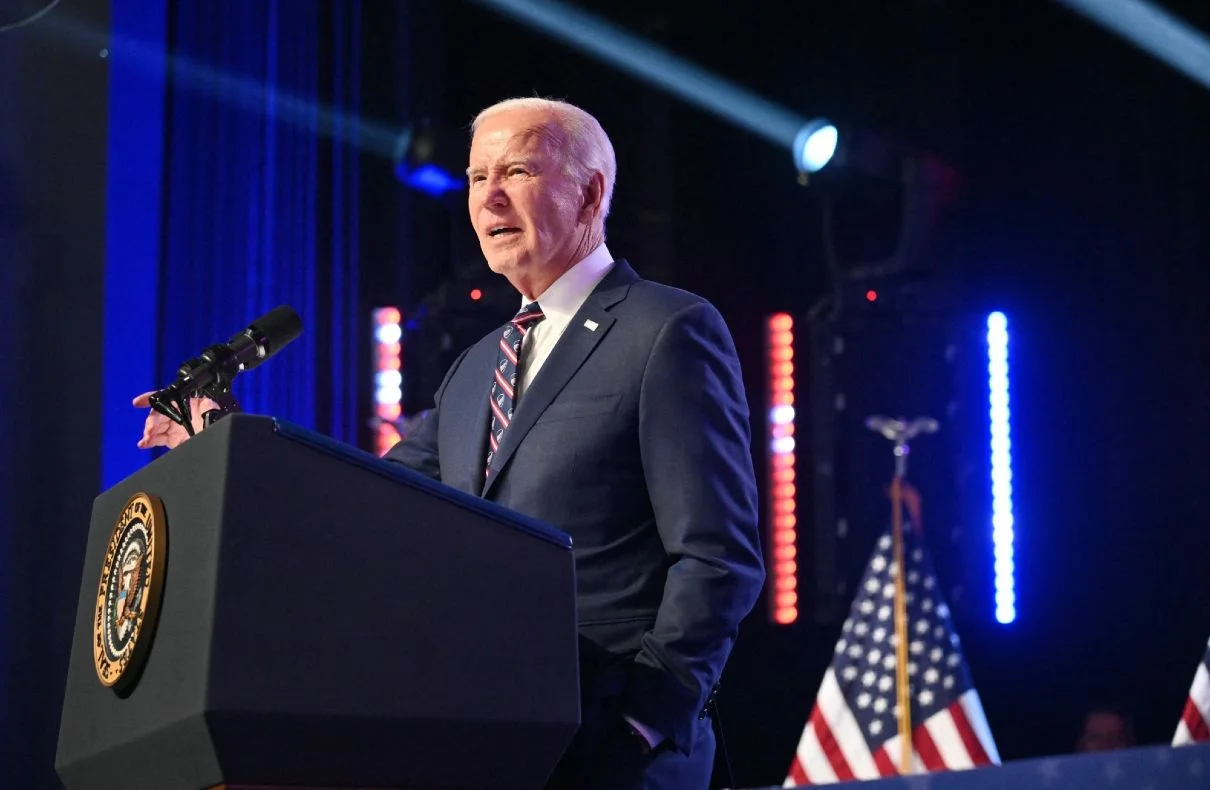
485, 179, 509, 208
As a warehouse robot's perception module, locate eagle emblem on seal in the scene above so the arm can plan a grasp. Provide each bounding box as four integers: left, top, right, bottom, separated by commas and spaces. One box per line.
93, 492, 167, 690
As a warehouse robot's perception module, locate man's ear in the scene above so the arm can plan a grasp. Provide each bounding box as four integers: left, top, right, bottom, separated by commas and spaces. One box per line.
580, 171, 606, 222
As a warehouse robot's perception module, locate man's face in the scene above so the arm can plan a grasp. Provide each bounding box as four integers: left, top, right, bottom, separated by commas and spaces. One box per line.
1077, 712, 1133, 752
466, 107, 592, 298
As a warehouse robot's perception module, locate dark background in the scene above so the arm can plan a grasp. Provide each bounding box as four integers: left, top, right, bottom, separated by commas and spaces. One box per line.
4, 0, 1210, 787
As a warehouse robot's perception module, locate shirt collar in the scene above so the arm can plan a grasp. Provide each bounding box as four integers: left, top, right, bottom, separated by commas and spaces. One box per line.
524, 243, 615, 322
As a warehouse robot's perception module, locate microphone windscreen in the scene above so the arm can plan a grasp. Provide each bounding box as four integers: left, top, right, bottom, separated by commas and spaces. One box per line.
244, 305, 303, 369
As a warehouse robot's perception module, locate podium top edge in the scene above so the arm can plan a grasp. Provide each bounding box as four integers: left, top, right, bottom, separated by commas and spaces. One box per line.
269, 417, 572, 550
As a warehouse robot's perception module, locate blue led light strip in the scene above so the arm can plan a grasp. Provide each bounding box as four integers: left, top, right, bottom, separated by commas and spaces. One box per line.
987, 312, 1015, 624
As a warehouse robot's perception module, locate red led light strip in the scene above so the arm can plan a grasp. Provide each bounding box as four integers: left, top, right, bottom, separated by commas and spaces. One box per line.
767, 313, 797, 625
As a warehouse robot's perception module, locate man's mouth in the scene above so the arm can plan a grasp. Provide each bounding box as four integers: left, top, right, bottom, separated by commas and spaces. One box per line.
488, 226, 521, 238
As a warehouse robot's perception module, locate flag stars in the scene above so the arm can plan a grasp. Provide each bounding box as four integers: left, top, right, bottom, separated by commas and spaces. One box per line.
819, 527, 987, 762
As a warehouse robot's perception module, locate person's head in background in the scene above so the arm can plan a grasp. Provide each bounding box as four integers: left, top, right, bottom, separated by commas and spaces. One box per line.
1075, 705, 1137, 752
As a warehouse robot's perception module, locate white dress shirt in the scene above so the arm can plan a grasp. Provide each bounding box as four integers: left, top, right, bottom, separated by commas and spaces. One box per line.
515, 243, 615, 401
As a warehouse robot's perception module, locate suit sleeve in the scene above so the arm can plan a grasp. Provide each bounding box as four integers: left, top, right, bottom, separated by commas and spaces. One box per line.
622, 300, 766, 752
382, 346, 472, 480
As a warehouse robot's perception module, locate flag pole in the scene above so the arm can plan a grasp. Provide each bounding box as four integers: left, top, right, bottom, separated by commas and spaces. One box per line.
866, 416, 939, 776
890, 473, 913, 773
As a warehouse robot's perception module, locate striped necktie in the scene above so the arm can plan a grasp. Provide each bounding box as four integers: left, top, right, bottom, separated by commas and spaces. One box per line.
485, 302, 545, 476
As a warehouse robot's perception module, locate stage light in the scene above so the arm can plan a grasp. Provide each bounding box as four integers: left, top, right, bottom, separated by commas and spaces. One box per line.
470, 289, 483, 301
393, 121, 467, 198
470, 0, 831, 174
866, 290, 878, 302
767, 313, 798, 625
374, 322, 402, 345
793, 119, 838, 173
397, 163, 463, 197
1057, 0, 1210, 93
373, 307, 405, 456
987, 311, 1016, 624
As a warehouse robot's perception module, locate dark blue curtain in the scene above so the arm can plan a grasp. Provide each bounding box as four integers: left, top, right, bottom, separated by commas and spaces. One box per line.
2, 0, 111, 784
158, 0, 362, 443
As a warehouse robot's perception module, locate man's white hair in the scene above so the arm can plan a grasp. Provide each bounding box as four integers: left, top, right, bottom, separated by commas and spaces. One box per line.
471, 97, 617, 220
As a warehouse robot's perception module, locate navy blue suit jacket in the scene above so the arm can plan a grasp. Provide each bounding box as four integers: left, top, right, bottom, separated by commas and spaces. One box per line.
386, 260, 765, 753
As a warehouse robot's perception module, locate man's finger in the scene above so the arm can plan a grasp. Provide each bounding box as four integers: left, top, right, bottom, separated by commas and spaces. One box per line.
132, 391, 156, 407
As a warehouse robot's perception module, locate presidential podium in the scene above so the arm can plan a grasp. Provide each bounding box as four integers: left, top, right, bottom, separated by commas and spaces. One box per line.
55, 415, 580, 790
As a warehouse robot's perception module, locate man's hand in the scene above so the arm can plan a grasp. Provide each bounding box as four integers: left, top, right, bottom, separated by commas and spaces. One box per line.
132, 391, 216, 450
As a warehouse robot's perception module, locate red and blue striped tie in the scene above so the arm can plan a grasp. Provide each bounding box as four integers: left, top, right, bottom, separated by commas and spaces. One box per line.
486, 302, 544, 477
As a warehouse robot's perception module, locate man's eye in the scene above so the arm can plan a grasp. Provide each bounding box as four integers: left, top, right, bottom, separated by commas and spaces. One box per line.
508, 168, 528, 177
470, 174, 486, 184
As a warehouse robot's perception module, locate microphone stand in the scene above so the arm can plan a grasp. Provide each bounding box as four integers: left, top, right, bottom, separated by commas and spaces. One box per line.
147, 384, 242, 437
147, 345, 246, 436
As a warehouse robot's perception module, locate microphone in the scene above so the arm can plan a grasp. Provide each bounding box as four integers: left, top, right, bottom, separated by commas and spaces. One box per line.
149, 305, 303, 434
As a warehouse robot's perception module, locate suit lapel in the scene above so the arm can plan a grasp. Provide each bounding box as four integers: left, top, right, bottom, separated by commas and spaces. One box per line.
444, 341, 496, 497
481, 261, 637, 498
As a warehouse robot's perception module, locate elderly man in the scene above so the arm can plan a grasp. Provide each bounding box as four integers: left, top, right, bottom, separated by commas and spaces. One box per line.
136, 97, 764, 790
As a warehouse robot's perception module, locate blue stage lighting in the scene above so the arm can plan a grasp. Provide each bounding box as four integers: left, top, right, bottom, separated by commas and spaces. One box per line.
1057, 0, 1210, 92
793, 120, 838, 173
986, 312, 1015, 624
396, 162, 464, 197
471, 0, 826, 169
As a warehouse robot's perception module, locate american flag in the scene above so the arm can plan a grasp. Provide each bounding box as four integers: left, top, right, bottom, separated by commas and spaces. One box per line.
785, 528, 1000, 785
1172, 636, 1210, 745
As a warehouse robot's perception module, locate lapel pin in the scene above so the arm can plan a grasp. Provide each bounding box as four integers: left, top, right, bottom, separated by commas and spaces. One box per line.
583, 319, 599, 332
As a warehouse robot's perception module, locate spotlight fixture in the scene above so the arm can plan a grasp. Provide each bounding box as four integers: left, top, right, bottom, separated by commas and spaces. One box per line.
393, 120, 466, 197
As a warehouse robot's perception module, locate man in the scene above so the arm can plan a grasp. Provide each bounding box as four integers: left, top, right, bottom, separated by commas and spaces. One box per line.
136, 97, 764, 789
1075, 705, 1137, 753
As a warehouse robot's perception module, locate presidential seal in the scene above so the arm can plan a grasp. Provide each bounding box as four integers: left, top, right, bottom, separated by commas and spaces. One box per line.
93, 492, 167, 690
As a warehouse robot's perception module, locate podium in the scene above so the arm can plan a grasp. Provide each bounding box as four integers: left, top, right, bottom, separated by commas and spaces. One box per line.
55, 415, 580, 790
